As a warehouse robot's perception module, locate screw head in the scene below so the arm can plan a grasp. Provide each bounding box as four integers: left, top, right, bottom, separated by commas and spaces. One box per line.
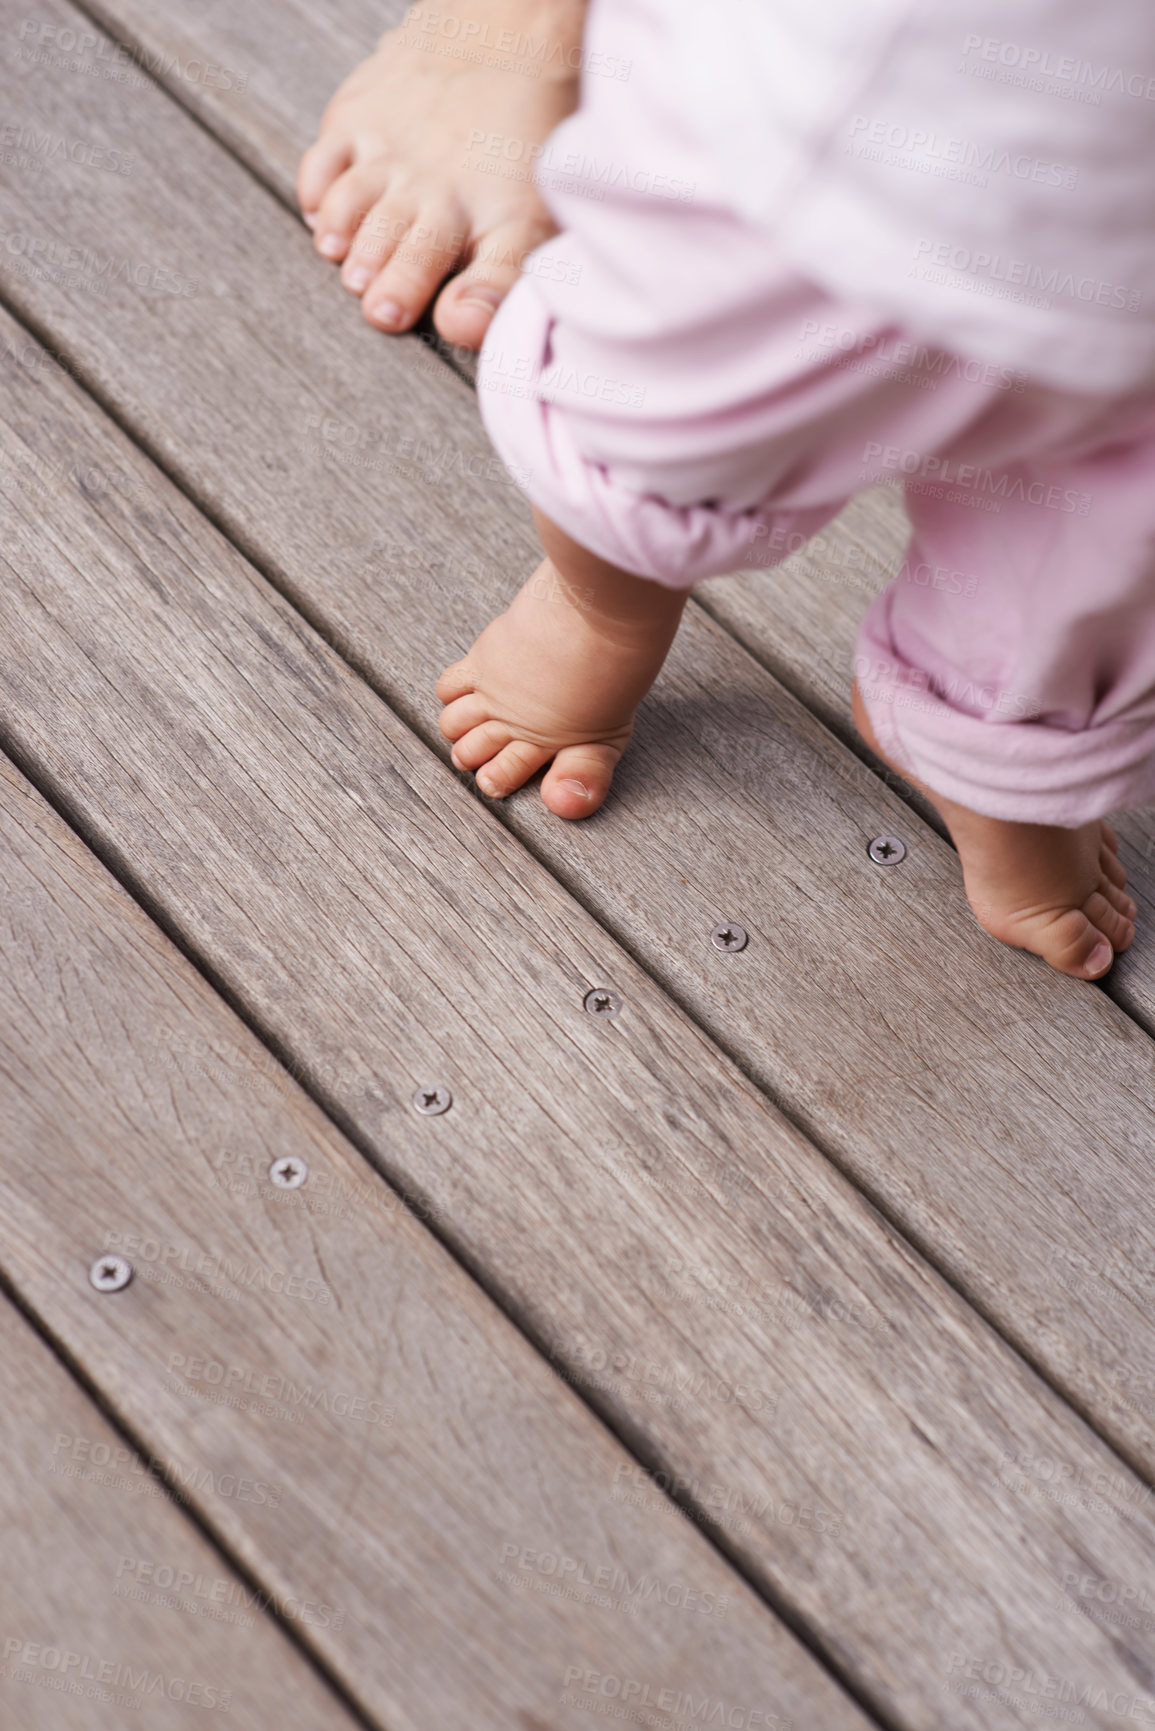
89, 1256, 133, 1293
710, 922, 748, 953
269, 1157, 308, 1189
583, 987, 622, 1018
868, 835, 907, 866
413, 1085, 452, 1116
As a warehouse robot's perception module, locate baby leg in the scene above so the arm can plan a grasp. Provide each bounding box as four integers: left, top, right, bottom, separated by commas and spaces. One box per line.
437, 513, 689, 818
853, 685, 1134, 980
852, 432, 1155, 977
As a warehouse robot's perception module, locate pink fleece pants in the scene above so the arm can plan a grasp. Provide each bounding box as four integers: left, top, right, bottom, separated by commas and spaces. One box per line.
482, 257, 1155, 827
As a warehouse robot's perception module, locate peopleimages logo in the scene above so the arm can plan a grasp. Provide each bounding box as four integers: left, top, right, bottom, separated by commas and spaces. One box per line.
2, 1638, 232, 1713
561, 1667, 792, 1728
797, 317, 1027, 392
1061, 1570, 1155, 1616
912, 239, 1142, 312
861, 440, 1093, 516
945, 1650, 1155, 1721
114, 1557, 346, 1630
498, 1544, 730, 1617
847, 116, 1077, 188
166, 1351, 394, 1427
959, 35, 1155, 102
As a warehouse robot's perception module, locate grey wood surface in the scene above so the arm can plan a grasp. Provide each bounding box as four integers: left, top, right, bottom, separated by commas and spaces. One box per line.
5, 0, 1155, 1484
0, 1294, 357, 1730
71, 0, 390, 203
6, 308, 1155, 1731
1, 758, 859, 1731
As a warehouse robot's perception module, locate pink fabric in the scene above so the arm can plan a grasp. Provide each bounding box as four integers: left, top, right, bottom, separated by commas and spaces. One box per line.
475, 0, 1155, 824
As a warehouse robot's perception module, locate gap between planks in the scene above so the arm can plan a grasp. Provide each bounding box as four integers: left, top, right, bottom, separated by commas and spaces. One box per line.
0, 1282, 373, 1731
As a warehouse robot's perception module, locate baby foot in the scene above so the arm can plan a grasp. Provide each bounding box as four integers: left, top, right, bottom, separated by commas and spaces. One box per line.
297, 2, 581, 345
852, 681, 1137, 979
437, 559, 687, 818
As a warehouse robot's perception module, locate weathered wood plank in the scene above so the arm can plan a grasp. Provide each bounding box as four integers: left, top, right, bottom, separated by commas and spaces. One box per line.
5, 308, 1155, 1731
0, 1292, 355, 1729
4, 0, 1155, 1483
1, 758, 862, 1731
67, 0, 390, 202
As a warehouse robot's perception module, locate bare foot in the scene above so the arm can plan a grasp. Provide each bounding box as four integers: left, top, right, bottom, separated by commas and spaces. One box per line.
297, 1, 583, 345
437, 557, 688, 818
852, 681, 1137, 979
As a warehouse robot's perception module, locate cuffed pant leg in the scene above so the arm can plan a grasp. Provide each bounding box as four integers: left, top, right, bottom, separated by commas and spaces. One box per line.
855, 425, 1155, 824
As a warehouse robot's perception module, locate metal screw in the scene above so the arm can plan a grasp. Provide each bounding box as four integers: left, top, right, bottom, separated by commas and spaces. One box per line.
269, 1157, 308, 1189
711, 922, 748, 952
868, 835, 907, 866
89, 1256, 132, 1293
583, 987, 622, 1018
413, 1085, 452, 1116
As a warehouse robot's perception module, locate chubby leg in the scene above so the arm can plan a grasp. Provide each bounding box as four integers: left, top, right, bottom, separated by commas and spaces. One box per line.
852, 680, 1135, 979
298, 0, 584, 345
437, 513, 689, 817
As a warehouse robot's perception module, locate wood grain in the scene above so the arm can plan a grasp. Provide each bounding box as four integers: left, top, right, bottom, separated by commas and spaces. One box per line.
1, 758, 866, 1731
0, 1292, 355, 1729
71, 0, 393, 203
5, 304, 1155, 1731
3, 0, 1155, 1482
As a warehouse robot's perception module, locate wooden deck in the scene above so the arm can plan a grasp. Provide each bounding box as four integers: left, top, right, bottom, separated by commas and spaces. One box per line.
3, 4, 1155, 1728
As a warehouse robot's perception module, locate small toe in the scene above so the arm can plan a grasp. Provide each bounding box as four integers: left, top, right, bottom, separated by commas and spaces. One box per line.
313, 163, 392, 263
450, 719, 513, 771
541, 744, 621, 820
475, 740, 552, 799
298, 135, 353, 222
434, 215, 553, 348
1100, 874, 1137, 921
435, 658, 477, 704
363, 207, 466, 331
341, 193, 415, 293
1099, 843, 1129, 890
1100, 820, 1121, 855
438, 692, 489, 742
1084, 890, 1135, 955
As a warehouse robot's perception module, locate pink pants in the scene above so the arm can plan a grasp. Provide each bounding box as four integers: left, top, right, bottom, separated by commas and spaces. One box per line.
476, 5, 1155, 826
483, 265, 1155, 826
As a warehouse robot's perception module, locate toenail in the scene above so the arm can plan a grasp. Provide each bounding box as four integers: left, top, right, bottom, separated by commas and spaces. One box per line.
303, 211, 318, 230
558, 777, 591, 799
318, 233, 344, 258
461, 286, 502, 309
345, 265, 372, 292
476, 773, 498, 796
369, 299, 406, 327
1085, 940, 1112, 976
